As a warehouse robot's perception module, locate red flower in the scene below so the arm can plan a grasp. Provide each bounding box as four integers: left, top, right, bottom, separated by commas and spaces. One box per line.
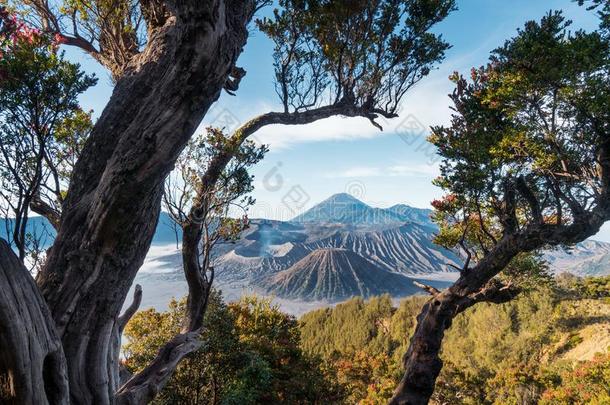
431, 194, 458, 211
54, 33, 68, 45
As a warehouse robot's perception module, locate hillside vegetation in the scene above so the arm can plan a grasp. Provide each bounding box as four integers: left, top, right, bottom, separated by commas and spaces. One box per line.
299, 275, 610, 404
123, 275, 610, 404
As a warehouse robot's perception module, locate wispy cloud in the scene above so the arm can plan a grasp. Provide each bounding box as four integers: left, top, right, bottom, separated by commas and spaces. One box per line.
326, 163, 439, 179
252, 116, 390, 150
387, 164, 440, 177
327, 167, 383, 178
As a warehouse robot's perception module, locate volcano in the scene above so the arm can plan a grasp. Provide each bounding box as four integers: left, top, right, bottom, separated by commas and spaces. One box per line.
263, 248, 420, 301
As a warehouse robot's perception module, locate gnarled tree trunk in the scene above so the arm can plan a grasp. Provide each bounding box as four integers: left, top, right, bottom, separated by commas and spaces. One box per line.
26, 1, 257, 403
0, 239, 69, 405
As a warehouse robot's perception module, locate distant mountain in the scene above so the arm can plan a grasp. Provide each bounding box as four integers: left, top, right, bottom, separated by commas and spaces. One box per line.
386, 204, 435, 228
5, 192, 610, 307
154, 212, 182, 245
0, 216, 56, 248
214, 219, 461, 284
544, 240, 610, 277
212, 194, 610, 302
0, 212, 179, 247
291, 193, 416, 226
304, 222, 459, 273
263, 248, 421, 301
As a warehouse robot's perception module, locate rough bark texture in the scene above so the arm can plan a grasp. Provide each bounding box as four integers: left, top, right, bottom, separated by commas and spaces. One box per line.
30, 1, 257, 403
29, 195, 61, 231
0, 239, 69, 405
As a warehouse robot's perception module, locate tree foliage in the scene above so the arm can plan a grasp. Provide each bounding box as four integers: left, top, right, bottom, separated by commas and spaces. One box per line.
162, 127, 266, 334
0, 8, 95, 263
540, 352, 610, 405
10, 0, 269, 79
257, 0, 455, 126
124, 293, 342, 404
124, 291, 266, 404
390, 9, 610, 402
429, 10, 610, 277
299, 276, 610, 404
163, 127, 267, 239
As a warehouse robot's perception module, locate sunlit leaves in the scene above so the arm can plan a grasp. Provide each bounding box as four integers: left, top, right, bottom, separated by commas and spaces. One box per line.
124, 293, 341, 404
540, 352, 610, 404
300, 284, 610, 403
429, 10, 610, 281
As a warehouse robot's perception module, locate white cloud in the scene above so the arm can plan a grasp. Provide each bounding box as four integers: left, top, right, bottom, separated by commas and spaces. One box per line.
327, 162, 439, 179
251, 116, 388, 149
388, 163, 440, 177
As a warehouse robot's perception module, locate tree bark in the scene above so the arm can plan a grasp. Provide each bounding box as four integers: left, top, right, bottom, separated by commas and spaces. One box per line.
389, 280, 519, 405
180, 220, 210, 333
29, 195, 61, 230
0, 239, 69, 405
29, 1, 257, 403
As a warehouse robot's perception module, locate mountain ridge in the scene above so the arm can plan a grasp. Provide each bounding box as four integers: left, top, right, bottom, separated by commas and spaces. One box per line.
291, 193, 434, 227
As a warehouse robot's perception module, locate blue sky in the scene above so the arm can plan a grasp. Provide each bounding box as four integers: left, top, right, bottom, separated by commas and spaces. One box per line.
66, 0, 610, 242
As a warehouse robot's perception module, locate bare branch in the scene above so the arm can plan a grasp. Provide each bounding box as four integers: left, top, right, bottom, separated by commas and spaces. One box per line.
447, 263, 463, 272
413, 281, 441, 297
118, 284, 143, 332
29, 194, 60, 230
115, 331, 204, 405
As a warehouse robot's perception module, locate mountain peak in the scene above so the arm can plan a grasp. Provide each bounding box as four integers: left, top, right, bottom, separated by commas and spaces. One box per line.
323, 193, 368, 205
386, 204, 434, 228
291, 193, 371, 224
291, 193, 433, 226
